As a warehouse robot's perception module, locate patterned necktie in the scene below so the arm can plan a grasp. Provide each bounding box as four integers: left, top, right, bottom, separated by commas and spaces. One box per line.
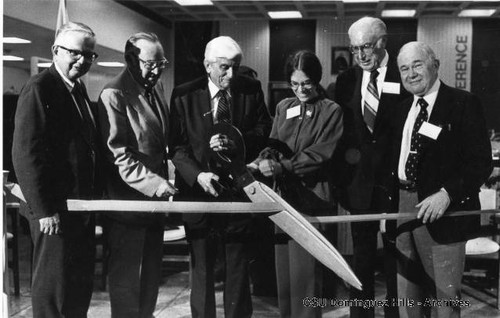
145, 88, 162, 122
363, 70, 379, 132
72, 82, 96, 132
405, 98, 429, 182
216, 90, 231, 124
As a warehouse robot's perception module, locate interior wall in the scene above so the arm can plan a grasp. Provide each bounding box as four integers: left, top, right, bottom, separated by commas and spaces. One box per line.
4, 0, 174, 100
220, 20, 270, 104
3, 67, 30, 95
472, 19, 500, 131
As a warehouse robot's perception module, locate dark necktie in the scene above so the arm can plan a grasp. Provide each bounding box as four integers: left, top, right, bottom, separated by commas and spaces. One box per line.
405, 98, 429, 183
72, 82, 96, 136
145, 89, 162, 122
363, 70, 379, 132
216, 90, 231, 124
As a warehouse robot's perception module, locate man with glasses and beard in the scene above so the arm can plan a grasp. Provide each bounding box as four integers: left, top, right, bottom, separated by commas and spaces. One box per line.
12, 21, 101, 318
98, 32, 177, 318
334, 17, 410, 318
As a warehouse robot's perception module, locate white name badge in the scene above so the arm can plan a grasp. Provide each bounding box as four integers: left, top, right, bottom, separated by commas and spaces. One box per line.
418, 121, 442, 140
286, 105, 301, 119
382, 82, 401, 94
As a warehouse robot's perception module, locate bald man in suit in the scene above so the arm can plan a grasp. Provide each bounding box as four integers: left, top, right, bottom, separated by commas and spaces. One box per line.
393, 41, 492, 318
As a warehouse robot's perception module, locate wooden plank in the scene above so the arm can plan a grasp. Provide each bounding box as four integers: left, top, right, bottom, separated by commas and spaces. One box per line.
306, 209, 500, 224
66, 200, 282, 214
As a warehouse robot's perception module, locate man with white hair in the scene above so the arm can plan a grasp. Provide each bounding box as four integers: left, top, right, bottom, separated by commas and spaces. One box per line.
170, 35, 272, 318
12, 21, 101, 317
394, 41, 491, 317
334, 16, 410, 318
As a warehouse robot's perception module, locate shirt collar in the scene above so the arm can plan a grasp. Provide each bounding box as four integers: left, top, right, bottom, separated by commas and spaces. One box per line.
208, 77, 231, 99
413, 79, 441, 107
54, 61, 77, 92
362, 50, 389, 75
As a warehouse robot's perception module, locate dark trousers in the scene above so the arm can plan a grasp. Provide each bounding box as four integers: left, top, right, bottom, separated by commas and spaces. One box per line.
186, 224, 252, 318
107, 220, 164, 318
28, 213, 95, 318
397, 190, 465, 318
350, 221, 399, 318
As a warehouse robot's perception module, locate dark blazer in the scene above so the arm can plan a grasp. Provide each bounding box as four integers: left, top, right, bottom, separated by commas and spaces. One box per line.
334, 61, 411, 212
98, 69, 170, 224
12, 65, 102, 220
169, 75, 272, 224
392, 82, 492, 240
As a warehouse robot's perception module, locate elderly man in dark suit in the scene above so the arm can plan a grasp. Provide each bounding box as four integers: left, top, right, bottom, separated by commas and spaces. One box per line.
169, 36, 272, 318
98, 32, 177, 318
12, 22, 101, 318
394, 41, 492, 318
334, 16, 410, 318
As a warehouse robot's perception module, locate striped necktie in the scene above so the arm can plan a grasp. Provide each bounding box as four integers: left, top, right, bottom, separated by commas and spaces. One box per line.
216, 90, 231, 124
363, 70, 379, 132
404, 98, 429, 183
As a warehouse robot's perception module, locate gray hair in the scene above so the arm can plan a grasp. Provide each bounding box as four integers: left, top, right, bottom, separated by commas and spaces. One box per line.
54, 21, 95, 45
398, 41, 438, 63
348, 16, 387, 39
204, 36, 243, 63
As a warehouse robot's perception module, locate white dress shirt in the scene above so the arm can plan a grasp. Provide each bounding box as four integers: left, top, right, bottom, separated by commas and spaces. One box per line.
398, 80, 441, 181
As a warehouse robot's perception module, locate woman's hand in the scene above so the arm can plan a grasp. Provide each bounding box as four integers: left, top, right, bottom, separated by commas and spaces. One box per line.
258, 159, 283, 177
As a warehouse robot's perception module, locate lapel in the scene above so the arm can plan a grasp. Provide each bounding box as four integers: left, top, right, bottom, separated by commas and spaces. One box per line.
373, 61, 402, 133
230, 85, 244, 127
120, 70, 165, 143
49, 66, 96, 148
428, 82, 452, 128
198, 77, 214, 133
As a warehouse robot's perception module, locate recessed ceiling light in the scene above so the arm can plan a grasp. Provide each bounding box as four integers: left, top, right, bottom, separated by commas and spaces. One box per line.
458, 9, 496, 17
97, 62, 125, 68
37, 62, 52, 68
3, 55, 24, 61
381, 10, 416, 18
268, 11, 303, 19
3, 37, 31, 44
173, 0, 213, 5
343, 0, 379, 3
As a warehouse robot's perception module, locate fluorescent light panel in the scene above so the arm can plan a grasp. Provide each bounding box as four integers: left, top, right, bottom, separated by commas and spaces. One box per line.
343, 0, 379, 3
381, 9, 416, 17
3, 37, 31, 44
268, 11, 302, 19
3, 55, 25, 61
173, 0, 213, 5
458, 9, 495, 17
37, 62, 52, 68
97, 62, 125, 67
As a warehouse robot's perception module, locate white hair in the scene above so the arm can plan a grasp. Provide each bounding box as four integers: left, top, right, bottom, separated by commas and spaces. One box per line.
204, 36, 243, 63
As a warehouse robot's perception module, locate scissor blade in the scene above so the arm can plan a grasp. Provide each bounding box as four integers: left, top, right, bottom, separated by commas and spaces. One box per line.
243, 180, 362, 290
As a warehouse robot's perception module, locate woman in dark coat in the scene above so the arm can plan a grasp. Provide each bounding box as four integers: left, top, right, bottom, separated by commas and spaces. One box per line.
250, 50, 343, 318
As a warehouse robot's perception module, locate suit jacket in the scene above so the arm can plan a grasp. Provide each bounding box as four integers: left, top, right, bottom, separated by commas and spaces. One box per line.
392, 82, 492, 241
98, 69, 170, 224
12, 65, 103, 220
334, 61, 411, 212
169, 75, 272, 224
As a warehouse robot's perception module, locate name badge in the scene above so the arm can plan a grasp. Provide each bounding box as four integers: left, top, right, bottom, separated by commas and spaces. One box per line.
286, 105, 301, 119
382, 82, 401, 94
418, 122, 442, 140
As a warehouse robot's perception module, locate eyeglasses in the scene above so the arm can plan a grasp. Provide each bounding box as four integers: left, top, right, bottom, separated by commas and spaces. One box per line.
290, 80, 314, 90
57, 45, 98, 61
349, 40, 378, 55
138, 57, 169, 70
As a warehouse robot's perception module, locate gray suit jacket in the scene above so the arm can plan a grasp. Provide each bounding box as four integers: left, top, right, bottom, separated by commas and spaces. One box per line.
98, 69, 169, 224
